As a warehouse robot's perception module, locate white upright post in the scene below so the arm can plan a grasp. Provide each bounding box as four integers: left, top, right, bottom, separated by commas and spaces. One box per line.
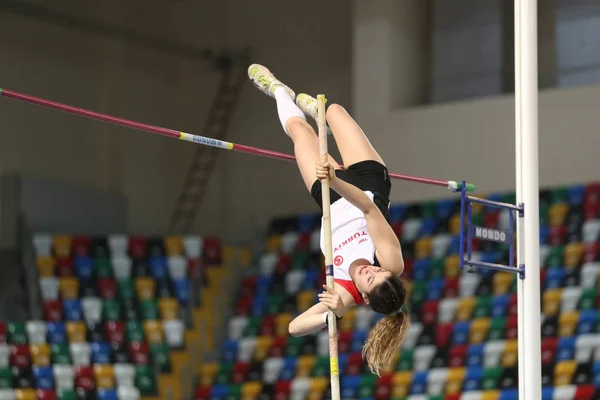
515, 1, 542, 399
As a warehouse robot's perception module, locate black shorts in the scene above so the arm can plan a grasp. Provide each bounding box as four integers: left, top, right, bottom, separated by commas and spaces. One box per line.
310, 160, 392, 221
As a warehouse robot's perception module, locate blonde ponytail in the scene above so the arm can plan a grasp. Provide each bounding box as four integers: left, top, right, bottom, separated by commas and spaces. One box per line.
362, 309, 410, 376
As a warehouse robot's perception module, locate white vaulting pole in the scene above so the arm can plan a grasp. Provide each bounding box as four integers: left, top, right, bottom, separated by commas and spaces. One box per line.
317, 94, 341, 400
515, 1, 542, 399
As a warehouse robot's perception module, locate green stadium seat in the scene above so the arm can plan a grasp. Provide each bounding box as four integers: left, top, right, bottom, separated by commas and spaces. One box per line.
244, 317, 261, 337
135, 365, 155, 395
266, 295, 284, 315
397, 349, 414, 371
539, 203, 549, 226
102, 300, 121, 322
471, 214, 484, 227
429, 258, 445, 279
8, 322, 27, 344
214, 362, 233, 385
285, 336, 306, 357
551, 187, 569, 204
150, 342, 171, 373
227, 384, 242, 399
410, 281, 427, 306
51, 344, 70, 364
57, 390, 77, 400
118, 279, 135, 300
488, 317, 507, 341
0, 367, 12, 388
501, 192, 516, 205
125, 321, 144, 343
421, 201, 437, 219
545, 246, 564, 268
358, 374, 377, 398
140, 300, 159, 320
473, 296, 492, 318
312, 356, 330, 377
291, 252, 310, 270
481, 366, 502, 390
578, 288, 597, 310
94, 257, 113, 278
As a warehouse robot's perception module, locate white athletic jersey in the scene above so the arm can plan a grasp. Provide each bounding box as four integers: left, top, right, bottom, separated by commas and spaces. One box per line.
320, 191, 376, 305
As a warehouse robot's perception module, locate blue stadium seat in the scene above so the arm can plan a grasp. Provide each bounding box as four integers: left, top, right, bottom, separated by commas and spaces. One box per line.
301, 270, 319, 290
222, 340, 238, 363
541, 386, 554, 400
90, 342, 111, 364
426, 279, 445, 301
279, 357, 297, 381
46, 322, 66, 344
341, 375, 360, 399
149, 257, 168, 280
448, 236, 461, 254
453, 321, 471, 345
437, 199, 457, 220
568, 185, 585, 205
390, 204, 407, 223
298, 213, 318, 233
412, 260, 430, 281
491, 295, 509, 318
251, 296, 268, 317
499, 389, 519, 400
210, 384, 229, 400
545, 268, 565, 289
420, 219, 437, 236
577, 310, 598, 334
463, 366, 483, 391
97, 389, 118, 400
63, 300, 83, 321
350, 331, 368, 353
540, 225, 550, 244
33, 366, 54, 389
409, 371, 428, 395
467, 344, 484, 367
556, 337, 576, 361
172, 278, 190, 306
75, 257, 94, 281
594, 361, 600, 387
256, 277, 273, 296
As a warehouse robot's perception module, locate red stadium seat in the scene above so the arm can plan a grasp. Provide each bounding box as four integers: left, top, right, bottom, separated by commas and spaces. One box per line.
275, 254, 292, 274
128, 237, 148, 260
194, 385, 211, 400
422, 301, 439, 325
508, 294, 518, 317
575, 384, 596, 400
71, 236, 91, 258
129, 342, 149, 365
274, 380, 291, 400
239, 277, 257, 297
505, 315, 519, 339
541, 337, 558, 366
436, 323, 454, 348
584, 203, 600, 220
449, 344, 468, 367
583, 242, 600, 262
231, 362, 250, 384
97, 278, 117, 300
484, 212, 499, 228
260, 316, 276, 336
584, 182, 600, 204
345, 352, 363, 376
295, 233, 311, 251
105, 322, 125, 346
10, 344, 31, 368
443, 278, 459, 298
55, 256, 74, 277
36, 390, 57, 400
74, 365, 95, 391
235, 296, 253, 316
202, 237, 222, 265
269, 336, 287, 358
0, 322, 6, 343
337, 331, 352, 354
374, 374, 392, 400
549, 226, 567, 246
43, 300, 63, 322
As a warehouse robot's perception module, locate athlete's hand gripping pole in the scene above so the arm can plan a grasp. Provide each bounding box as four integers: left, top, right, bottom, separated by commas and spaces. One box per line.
317, 94, 341, 399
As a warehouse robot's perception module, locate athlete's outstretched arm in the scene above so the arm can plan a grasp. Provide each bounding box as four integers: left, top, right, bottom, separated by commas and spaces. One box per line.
316, 162, 404, 276
289, 285, 351, 337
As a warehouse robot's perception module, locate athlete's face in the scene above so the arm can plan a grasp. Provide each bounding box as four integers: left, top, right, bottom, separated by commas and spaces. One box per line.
353, 265, 393, 298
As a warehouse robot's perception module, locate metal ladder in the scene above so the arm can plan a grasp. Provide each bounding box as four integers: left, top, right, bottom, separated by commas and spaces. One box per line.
169, 55, 248, 233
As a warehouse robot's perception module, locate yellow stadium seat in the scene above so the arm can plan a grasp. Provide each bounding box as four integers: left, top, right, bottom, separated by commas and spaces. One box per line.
15, 389, 36, 400
481, 390, 500, 400
559, 311, 580, 337
414, 237, 432, 260
564, 242, 583, 268
296, 355, 316, 377
135, 277, 156, 301
53, 235, 72, 257
297, 290, 316, 312
549, 203, 569, 226
199, 363, 219, 386
241, 381, 263, 400
254, 336, 272, 362
554, 360, 577, 386
392, 372, 412, 398
470, 318, 491, 344
266, 235, 282, 252
493, 272, 513, 295
338, 308, 357, 332
158, 298, 180, 320
276, 313, 294, 337
450, 214, 462, 235
59, 277, 80, 300
66, 321, 87, 343
94, 365, 115, 389
164, 236, 183, 256
445, 367, 466, 395
309, 377, 329, 396
456, 298, 476, 321
30, 344, 51, 366
501, 340, 519, 368
37, 256, 55, 278
542, 289, 562, 316
143, 321, 163, 344
444, 255, 461, 278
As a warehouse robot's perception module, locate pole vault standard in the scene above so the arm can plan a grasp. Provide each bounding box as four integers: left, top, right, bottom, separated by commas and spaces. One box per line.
0, 87, 476, 192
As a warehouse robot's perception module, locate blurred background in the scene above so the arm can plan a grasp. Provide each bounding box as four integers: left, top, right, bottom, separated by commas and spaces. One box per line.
0, 0, 599, 399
